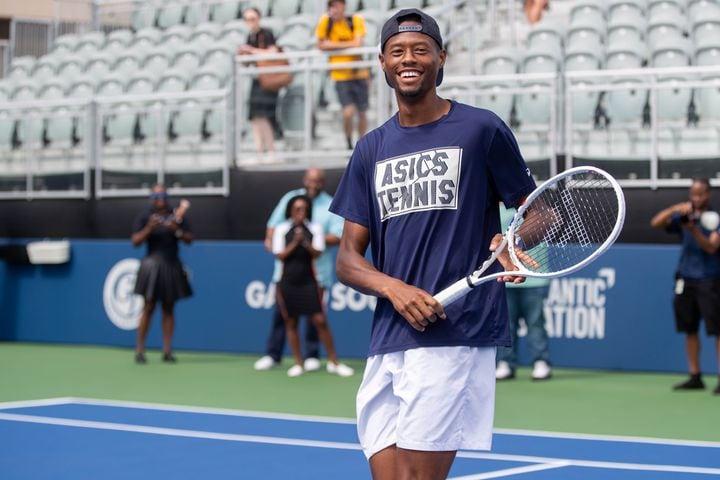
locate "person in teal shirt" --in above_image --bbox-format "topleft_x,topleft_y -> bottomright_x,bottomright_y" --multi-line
254,167 -> 345,372
496,203 -> 552,380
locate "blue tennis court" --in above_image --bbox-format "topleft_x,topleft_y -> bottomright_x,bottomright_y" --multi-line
1,398 -> 718,479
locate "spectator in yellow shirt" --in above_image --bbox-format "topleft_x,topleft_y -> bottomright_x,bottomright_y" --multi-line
316,0 -> 369,150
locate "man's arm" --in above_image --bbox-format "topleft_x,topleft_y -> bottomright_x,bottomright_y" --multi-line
686,224 -> 720,255
336,220 -> 445,331
650,201 -> 691,229
318,36 -> 363,50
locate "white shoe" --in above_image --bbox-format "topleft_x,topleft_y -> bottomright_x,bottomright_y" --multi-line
287,364 -> 304,377
303,357 -> 321,372
254,355 -> 279,371
327,362 -> 354,377
495,361 -> 515,380
532,360 -> 552,380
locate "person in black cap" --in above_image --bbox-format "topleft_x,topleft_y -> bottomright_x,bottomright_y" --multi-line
329,8 -> 536,479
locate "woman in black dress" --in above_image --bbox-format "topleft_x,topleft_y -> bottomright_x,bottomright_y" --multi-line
273,195 -> 354,377
131,184 -> 192,364
238,7 -> 280,157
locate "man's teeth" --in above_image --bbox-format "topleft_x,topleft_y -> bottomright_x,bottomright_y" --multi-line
400,71 -> 419,78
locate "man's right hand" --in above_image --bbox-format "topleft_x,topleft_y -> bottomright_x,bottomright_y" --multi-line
383,280 -> 446,332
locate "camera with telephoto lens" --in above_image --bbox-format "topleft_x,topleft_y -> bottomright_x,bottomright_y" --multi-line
679,212 -> 699,224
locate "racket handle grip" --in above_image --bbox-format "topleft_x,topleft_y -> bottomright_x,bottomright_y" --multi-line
434,278 -> 472,307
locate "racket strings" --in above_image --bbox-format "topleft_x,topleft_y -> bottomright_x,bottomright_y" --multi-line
511,174 -> 620,274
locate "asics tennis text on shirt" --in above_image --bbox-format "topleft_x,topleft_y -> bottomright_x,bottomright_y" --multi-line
374,147 -> 462,221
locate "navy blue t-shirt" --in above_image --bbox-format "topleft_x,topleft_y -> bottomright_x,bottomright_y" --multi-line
668,211 -> 720,280
330,101 -> 536,356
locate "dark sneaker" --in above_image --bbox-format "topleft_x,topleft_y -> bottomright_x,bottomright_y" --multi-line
673,374 -> 705,390
135,352 -> 147,364
162,352 -> 177,363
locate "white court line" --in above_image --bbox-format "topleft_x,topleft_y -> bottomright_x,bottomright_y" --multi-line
0,412 -> 362,451
71,397 -> 720,449
68,397 -> 357,425
448,462 -> 571,480
2,410 -> 720,476
494,427 -> 720,450
0,397 -> 74,410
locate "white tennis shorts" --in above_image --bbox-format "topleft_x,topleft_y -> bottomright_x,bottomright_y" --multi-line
356,346 -> 497,459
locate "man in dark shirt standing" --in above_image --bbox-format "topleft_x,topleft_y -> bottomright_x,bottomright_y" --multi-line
651,178 -> 720,394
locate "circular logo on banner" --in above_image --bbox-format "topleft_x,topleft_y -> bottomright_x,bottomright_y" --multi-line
103,258 -> 144,330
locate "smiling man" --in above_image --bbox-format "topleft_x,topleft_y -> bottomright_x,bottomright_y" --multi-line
329,8 -> 537,480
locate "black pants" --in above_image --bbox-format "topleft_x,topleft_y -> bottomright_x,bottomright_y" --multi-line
266,305 -> 320,362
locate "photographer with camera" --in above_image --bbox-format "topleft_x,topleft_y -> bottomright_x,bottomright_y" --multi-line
651,178 -> 720,394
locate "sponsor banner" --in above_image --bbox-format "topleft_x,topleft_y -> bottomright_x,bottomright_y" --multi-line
0,240 -> 715,372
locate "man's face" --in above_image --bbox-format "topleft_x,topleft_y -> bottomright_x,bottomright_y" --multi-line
303,169 -> 325,199
150,186 -> 168,210
328,1 -> 345,21
690,181 -> 711,210
380,25 -> 445,98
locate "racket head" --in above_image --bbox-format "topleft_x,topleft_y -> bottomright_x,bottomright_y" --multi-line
506,166 -> 625,277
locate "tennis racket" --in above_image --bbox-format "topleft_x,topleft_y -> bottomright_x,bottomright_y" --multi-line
433,166 -> 626,307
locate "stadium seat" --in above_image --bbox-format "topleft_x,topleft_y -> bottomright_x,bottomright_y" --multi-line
53,34 -> 80,55
260,16 -> 286,35
565,43 -> 604,71
522,46 -> 562,74
477,84 -> 514,125
605,41 -> 646,69
172,69 -> 226,141
526,22 -> 565,55
650,36 -> 692,69
202,42 -> 235,80
143,48 -> 173,77
74,32 -> 106,55
12,81 -> 43,149
692,14 -> 720,47
647,14 -> 686,50
131,27 -> 162,49
113,53 -> 142,77
393,0 -> 425,7
172,46 -> 202,72
155,2 -> 187,29
608,0 -> 646,24
218,20 -> 250,45
85,52 -> 114,79
68,76 -> 97,98
30,56 -> 60,84
56,54 -> 86,82
566,19 -> 605,52
6,56 -> 36,80
277,28 -> 315,51
569,0 -> 607,25
210,0 -> 243,23
688,0 -> 720,23
271,0 -> 299,18
515,83 -> 553,127
189,22 -> 223,51
695,37 -> 720,65
156,69 -> 189,94
606,79 -> 648,125
96,72 -> 126,98
695,77 -> 720,123
131,3 -> 156,31
480,48 -> 519,75
160,25 -> 193,51
39,80 -> 76,148
107,29 -> 134,47
278,82 -> 306,133
648,0 -> 686,18
607,19 -> 646,50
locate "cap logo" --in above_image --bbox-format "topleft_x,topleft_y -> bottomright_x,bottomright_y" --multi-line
398,25 -> 422,32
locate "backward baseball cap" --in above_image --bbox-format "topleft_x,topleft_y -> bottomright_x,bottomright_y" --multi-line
380,8 -> 444,87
